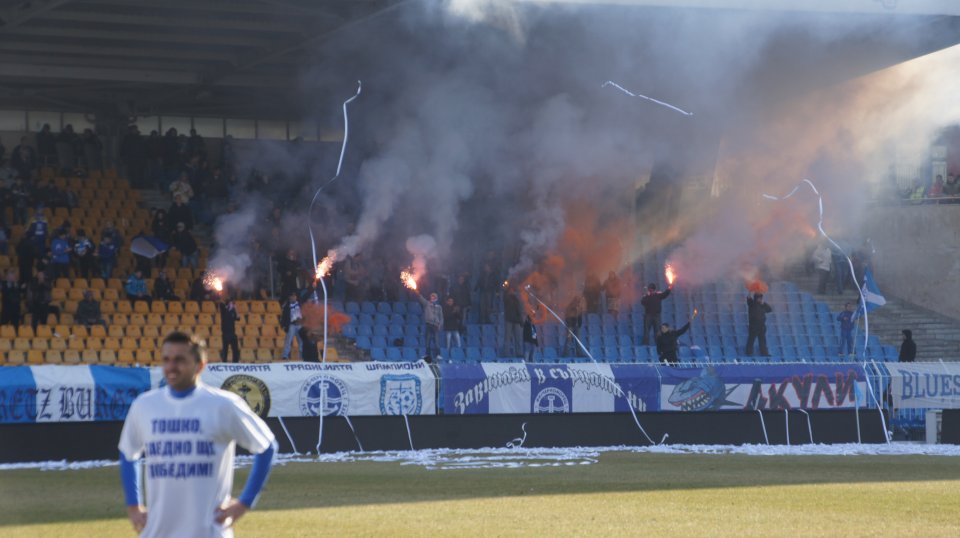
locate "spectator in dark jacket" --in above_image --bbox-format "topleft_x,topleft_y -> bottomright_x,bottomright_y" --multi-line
28,271 -> 59,331
72,229 -> 95,279
219,296 -> 240,363
171,222 -> 199,268
16,236 -> 34,286
299,327 -> 320,362
563,296 -> 584,356
153,270 -> 179,301
36,124 -> 56,166
75,290 -> 106,327
657,320 -> 691,365
10,137 -> 37,179
502,286 -> 523,357
745,293 -> 772,357
280,292 -> 303,360
441,296 -> 462,356
641,283 -> 672,345
899,330 -> 916,362
474,263 -> 500,323
98,235 -> 117,279
1,269 -> 22,326
522,313 -> 539,362
168,195 -> 193,232
583,273 -> 602,315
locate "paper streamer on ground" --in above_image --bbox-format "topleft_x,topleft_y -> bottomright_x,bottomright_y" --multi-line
602,81 -> 694,116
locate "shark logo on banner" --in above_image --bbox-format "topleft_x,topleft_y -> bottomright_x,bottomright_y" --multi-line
379,374 -> 422,415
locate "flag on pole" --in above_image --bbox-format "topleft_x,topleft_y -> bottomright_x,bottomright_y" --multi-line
860,268 -> 886,312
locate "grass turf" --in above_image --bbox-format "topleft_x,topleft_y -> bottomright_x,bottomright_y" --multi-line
1,452 -> 959,537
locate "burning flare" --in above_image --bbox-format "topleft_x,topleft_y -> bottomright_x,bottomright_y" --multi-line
401,270 -> 418,291
664,264 -> 677,287
316,255 -> 334,280
203,273 -> 224,292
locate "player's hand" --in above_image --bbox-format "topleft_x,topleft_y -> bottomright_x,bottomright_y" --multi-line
214,498 -> 249,528
127,505 -> 147,534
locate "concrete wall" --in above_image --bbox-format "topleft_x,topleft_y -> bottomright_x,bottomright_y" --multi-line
866,204 -> 960,321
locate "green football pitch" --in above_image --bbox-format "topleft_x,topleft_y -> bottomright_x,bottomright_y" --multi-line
2,452 -> 959,537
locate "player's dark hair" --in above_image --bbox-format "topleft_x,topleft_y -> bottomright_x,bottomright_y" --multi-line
162,331 -> 207,363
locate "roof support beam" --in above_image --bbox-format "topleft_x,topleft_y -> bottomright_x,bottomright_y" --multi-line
0,0 -> 75,32
35,10 -> 309,33
4,25 -> 274,48
0,41 -> 238,63
0,62 -> 288,87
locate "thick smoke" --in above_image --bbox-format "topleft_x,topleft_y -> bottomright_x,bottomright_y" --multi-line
209,1 -> 960,300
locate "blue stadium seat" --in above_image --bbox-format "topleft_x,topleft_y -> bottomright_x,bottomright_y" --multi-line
345,302 -> 360,314
355,336 -> 372,350
377,302 -> 392,314
386,347 -> 403,361
374,314 -> 390,326
388,325 -> 404,338
466,347 -> 483,362
404,325 -> 420,337
357,313 -> 374,326
360,302 -> 377,315
371,336 -> 387,348
449,347 -> 467,362
543,347 -> 559,362
602,346 -> 619,362
370,347 -> 386,361
619,346 -> 635,362
481,347 -> 497,361
392,302 -> 407,315
402,347 -> 421,361
403,336 -> 420,348
407,302 -> 423,315
389,314 -> 405,325
341,325 -> 357,338
481,335 -> 498,348
356,325 -> 373,337
618,335 -> 633,347
373,325 -> 389,337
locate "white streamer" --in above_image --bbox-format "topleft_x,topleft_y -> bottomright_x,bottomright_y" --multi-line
796,409 -> 814,444
506,423 -> 528,448
524,286 -> 662,446
762,179 -> 870,358
344,415 -> 365,452
602,81 -> 694,116
277,416 -> 299,455
403,414 -> 415,451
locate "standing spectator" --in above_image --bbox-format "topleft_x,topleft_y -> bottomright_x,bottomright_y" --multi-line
640,283 -> 672,345
16,236 -> 34,286
441,296 -> 462,357
831,247 -> 848,295
280,292 -> 303,360
76,290 -> 106,328
343,254 -> 366,302
153,270 -> 179,301
26,210 -> 49,253
98,235 -> 118,279
11,177 -> 29,225
125,270 -> 152,305
657,320 -> 691,365
522,313 -> 539,362
452,273 -> 472,329
101,221 -> 124,250
10,136 -> 37,179
167,195 -> 193,232
899,330 -> 916,362
563,296 -> 584,356
219,296 -> 240,363
28,271 -> 59,331
81,129 -> 103,174
36,124 -> 56,167
55,124 -> 78,176
171,222 -> 199,269
151,209 -> 171,267
187,128 -> 206,159
146,130 -> 165,191
49,230 -> 72,280
416,291 -> 443,359
502,286 -> 523,357
73,229 -> 95,279
583,273 -> 602,315
603,271 -> 621,318
812,242 -> 832,294
474,263 -> 500,323
836,303 -> 856,357
168,172 -> 194,203
299,327 -> 320,362
119,125 -> 146,187
277,249 -> 301,300
1,269 -> 22,327
745,293 -> 772,357
0,224 -> 9,256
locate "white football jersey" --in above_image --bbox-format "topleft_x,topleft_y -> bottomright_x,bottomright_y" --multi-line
119,383 -> 275,538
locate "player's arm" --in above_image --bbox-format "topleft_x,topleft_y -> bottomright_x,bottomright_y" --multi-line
215,395 -> 278,527
118,401 -> 147,533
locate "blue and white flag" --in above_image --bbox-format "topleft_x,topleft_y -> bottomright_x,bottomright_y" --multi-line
860,268 -> 886,312
130,235 -> 170,259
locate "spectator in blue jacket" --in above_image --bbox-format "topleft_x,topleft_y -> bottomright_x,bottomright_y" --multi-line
73,229 -> 95,279
98,235 -> 117,279
26,210 -> 48,253
837,303 -> 856,357
124,270 -> 151,305
49,230 -> 72,280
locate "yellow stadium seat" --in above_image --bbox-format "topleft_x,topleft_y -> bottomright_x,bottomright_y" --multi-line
260,326 -> 278,338
50,338 -> 67,352
68,337 -> 85,352
0,326 -> 15,339
142,325 -> 159,339
116,301 -> 132,314
234,302 -> 249,315
135,350 -> 153,364
167,301 -> 184,314
185,301 -> 200,314
201,301 -> 216,314
100,301 -> 115,314
241,337 -> 258,350
255,349 -> 273,362
66,288 -> 84,301
126,326 -> 143,339
240,350 -> 256,363
54,324 -> 71,337
0,339 -> 10,352
103,288 -> 120,300
19,326 -> 34,339
60,313 -> 74,325
90,325 -> 107,338
87,338 -> 103,351
44,351 -> 62,363
163,314 -> 182,326
55,278 -> 70,289
194,326 -> 212,339
108,326 -> 124,338
129,314 -> 146,326
73,278 -> 89,290
198,314 -> 213,326
81,350 -> 99,364
14,338 -> 30,351
118,350 -> 135,364
134,301 -> 150,314
99,350 -> 117,364
31,339 -> 49,351
249,302 -> 266,314
62,350 -> 81,364
27,350 -> 44,364
121,338 -> 138,350
36,326 -> 53,338
264,314 -> 280,326
160,326 -> 177,338
52,288 -> 68,302
89,278 -> 106,290
103,337 -> 120,350
146,314 -> 162,326
72,325 -> 89,338
150,302 -> 167,314
5,351 -> 26,364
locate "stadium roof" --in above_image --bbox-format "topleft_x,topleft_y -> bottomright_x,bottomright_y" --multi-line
0,0 -> 958,119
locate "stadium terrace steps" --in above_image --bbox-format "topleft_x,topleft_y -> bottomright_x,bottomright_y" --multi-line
791,272 -> 960,362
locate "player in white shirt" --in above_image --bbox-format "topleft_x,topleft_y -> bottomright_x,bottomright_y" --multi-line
118,331 -> 277,537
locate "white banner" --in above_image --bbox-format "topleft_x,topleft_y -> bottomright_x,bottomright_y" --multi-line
890,363 -> 960,409
195,361 -> 436,418
31,365 -> 96,423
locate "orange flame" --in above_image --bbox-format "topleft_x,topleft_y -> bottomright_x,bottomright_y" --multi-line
401,270 -> 418,291
203,273 -> 224,292
316,255 -> 334,280
746,280 -> 769,294
665,264 -> 677,286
